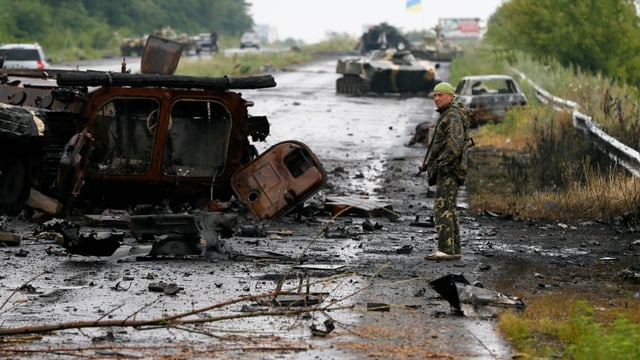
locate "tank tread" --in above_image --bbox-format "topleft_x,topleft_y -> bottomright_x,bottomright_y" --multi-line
336,75 -> 367,95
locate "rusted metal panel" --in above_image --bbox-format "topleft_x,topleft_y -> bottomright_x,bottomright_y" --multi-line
231,141 -> 327,220
140,35 -> 182,75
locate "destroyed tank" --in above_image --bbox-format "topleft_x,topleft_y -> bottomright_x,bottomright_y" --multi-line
0,35 -> 327,221
336,49 -> 440,95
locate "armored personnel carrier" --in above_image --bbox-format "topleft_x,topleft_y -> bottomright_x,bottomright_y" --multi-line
0,36 -> 326,219
336,49 -> 439,95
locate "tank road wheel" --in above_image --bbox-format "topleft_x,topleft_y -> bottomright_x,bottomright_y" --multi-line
338,76 -> 366,96
336,77 -> 344,93
0,157 -> 28,214
346,76 -> 359,95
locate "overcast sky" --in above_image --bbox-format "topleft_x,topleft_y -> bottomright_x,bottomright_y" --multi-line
247,0 -> 506,43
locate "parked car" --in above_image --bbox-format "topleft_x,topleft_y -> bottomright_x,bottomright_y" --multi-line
239,31 -> 261,49
0,43 -> 50,70
195,32 -> 218,54
455,74 -> 528,124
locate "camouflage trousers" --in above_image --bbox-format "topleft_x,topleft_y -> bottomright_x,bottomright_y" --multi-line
433,173 -> 461,255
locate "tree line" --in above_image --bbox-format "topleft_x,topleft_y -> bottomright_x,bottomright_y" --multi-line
485,0 -> 640,86
0,0 -> 254,59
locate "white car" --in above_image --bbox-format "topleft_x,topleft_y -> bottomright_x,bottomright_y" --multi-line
0,43 -> 51,70
454,74 -> 528,124
240,32 -> 261,49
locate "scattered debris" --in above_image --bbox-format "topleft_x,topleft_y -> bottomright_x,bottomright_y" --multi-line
26,189 -> 63,215
237,224 -> 268,237
396,244 -> 413,254
41,219 -> 123,256
14,248 -> 29,257
324,195 -> 394,217
478,264 -> 491,272
257,293 -> 323,307
91,331 -> 116,343
430,274 -> 526,316
620,269 -> 640,284
366,302 -> 391,312
193,210 -> 238,258
84,213 -> 130,228
0,231 -> 21,246
483,210 -> 512,220
294,264 -> 346,271
409,215 -> 435,228
407,122 -> 435,147
148,282 -> 181,295
361,219 -> 382,231
310,319 -> 335,336
599,257 -> 619,262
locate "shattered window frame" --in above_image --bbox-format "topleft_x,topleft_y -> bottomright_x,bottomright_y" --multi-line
90,97 -> 160,175
163,99 -> 232,178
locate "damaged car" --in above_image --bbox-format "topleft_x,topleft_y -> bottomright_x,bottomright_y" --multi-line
0,36 -> 327,226
454,74 -> 527,124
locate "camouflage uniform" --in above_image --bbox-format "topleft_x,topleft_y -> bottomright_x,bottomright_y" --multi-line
425,102 -> 469,255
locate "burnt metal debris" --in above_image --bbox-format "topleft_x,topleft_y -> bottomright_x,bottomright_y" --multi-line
430,274 -> 526,316
0,36 -> 327,257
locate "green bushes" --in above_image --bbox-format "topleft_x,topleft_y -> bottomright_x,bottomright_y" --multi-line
500,300 -> 640,359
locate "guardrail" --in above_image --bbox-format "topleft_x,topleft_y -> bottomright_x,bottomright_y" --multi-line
512,69 -> 640,177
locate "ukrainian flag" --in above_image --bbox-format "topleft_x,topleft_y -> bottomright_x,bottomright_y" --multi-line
406,0 -> 422,12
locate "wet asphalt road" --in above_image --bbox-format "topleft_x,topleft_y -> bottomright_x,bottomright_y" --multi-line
0,56 -> 512,359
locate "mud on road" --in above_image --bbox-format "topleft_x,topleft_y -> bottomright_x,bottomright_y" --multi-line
1,56 -> 639,359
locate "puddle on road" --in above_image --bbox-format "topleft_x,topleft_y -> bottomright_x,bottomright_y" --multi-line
463,319 -> 513,359
472,240 -> 591,257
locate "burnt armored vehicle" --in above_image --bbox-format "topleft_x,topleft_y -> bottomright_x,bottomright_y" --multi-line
355,23 -> 412,55
336,49 -> 439,95
0,36 -> 326,223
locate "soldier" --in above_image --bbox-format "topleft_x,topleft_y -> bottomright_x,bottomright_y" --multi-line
210,29 -> 219,52
420,82 -> 470,260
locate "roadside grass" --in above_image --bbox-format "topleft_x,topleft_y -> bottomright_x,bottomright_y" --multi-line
176,37 -> 353,77
499,295 -> 640,359
176,50 -> 312,77
459,47 -> 640,222
455,47 -> 640,358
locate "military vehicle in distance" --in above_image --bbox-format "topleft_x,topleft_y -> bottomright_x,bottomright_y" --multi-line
336,49 -> 439,95
0,36 -> 327,221
412,25 -> 463,61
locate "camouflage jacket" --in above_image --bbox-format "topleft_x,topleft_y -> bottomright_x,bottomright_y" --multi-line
425,102 -> 471,185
